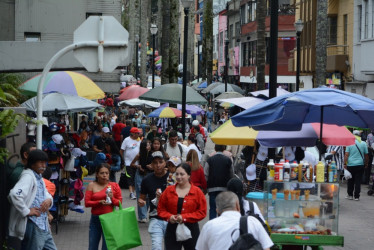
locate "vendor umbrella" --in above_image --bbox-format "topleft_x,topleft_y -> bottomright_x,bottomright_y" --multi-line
210,120 -> 355,147
177,104 -> 205,115
215,92 -> 244,100
21,92 -> 102,113
148,107 -> 182,118
118,86 -> 148,101
20,71 -> 105,100
232,87 -> 374,159
119,84 -> 140,94
139,83 -> 207,105
202,82 -> 245,95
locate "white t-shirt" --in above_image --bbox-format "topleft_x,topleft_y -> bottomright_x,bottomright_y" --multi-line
242,199 -> 265,222
196,211 -> 273,250
121,137 -> 140,166
187,144 -> 202,162
165,142 -> 186,161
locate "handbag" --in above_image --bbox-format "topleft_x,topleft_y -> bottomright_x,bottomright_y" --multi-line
64,156 -> 76,171
176,223 -> 192,241
99,202 -> 142,250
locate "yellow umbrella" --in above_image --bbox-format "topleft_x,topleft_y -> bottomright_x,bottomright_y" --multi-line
209,119 -> 258,146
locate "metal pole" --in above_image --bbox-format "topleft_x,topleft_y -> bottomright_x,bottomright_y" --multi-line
296,31 -> 301,91
152,34 -> 156,88
197,41 -> 200,79
35,41 -> 127,149
269,0 -> 278,99
182,7 -> 189,139
225,40 -> 229,92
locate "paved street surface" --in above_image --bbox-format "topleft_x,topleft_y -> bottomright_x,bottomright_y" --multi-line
53,137 -> 374,250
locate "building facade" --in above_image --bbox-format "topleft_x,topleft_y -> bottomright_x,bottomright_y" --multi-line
0,0 -> 124,93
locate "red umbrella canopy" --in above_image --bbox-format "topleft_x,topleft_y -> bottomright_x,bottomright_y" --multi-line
118,86 -> 149,101
119,84 -> 140,94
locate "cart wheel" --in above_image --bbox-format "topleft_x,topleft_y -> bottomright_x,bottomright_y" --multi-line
367,189 -> 373,196
59,216 -> 65,222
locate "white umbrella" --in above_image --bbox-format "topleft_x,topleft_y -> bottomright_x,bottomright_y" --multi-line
216,97 -> 264,110
21,92 -> 102,113
118,98 -> 160,108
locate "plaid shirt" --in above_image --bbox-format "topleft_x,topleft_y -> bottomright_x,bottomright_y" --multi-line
29,171 -> 48,231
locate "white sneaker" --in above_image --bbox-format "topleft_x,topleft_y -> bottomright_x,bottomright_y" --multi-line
345,195 -> 353,200
354,197 -> 360,201
138,218 -> 147,223
130,192 -> 136,200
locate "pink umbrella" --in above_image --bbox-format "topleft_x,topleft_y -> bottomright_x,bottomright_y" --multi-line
118,86 -> 149,101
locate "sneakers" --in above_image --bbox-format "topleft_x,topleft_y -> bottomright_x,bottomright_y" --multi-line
130,192 -> 136,200
138,218 -> 147,223
354,197 -> 360,201
345,195 -> 353,200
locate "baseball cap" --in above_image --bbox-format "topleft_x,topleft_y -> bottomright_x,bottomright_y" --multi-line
246,164 -> 256,181
71,148 -> 87,157
52,134 -> 64,145
130,127 -> 140,133
151,151 -> 164,160
192,120 -> 199,126
167,156 -> 181,167
353,130 -> 361,135
102,127 -> 110,133
135,113 -> 139,116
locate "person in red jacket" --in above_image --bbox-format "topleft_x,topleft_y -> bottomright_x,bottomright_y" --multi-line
85,163 -> 122,250
111,118 -> 126,148
186,149 -> 207,193
158,163 -> 207,250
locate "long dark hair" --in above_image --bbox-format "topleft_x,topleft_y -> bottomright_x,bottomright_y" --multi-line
105,138 -> 120,155
188,134 -> 201,151
152,137 -> 166,155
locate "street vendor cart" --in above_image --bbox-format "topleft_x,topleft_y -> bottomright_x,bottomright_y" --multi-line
249,181 -> 344,249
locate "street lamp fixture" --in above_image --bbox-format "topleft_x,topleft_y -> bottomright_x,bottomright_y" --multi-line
150,24 -> 158,88
294,19 -> 304,91
224,38 -> 229,92
135,34 -> 139,81
181,0 -> 193,139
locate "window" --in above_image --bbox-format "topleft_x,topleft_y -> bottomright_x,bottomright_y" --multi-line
219,31 -> 223,62
24,32 -> 41,42
248,1 -> 256,22
242,42 -> 248,66
86,12 -> 102,19
240,5 -> 246,24
344,14 -> 348,54
358,5 -> 362,41
235,22 -> 240,46
364,0 -> 369,39
327,16 -> 337,44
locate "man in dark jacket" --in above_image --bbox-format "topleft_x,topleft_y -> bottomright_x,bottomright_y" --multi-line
204,144 -> 233,219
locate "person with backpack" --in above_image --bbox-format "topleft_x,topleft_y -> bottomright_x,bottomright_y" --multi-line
195,191 -> 273,250
164,130 -> 186,161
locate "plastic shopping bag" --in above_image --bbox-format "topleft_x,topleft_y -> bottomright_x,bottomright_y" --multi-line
99,202 -> 142,250
176,223 -> 192,241
343,168 -> 352,180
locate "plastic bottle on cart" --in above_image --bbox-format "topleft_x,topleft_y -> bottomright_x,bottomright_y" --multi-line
316,161 -> 325,183
328,161 -> 337,182
274,163 -> 284,181
267,159 -> 275,181
283,160 -> 290,181
290,161 -> 298,181
308,163 -> 314,182
303,161 -> 310,182
298,161 -> 304,182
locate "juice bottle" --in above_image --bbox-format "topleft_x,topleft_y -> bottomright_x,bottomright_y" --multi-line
290,161 -> 298,181
329,161 -> 337,182
267,159 -> 275,181
308,164 -> 314,182
274,163 -> 284,181
298,160 -> 304,182
316,161 -> 325,183
283,160 -> 290,182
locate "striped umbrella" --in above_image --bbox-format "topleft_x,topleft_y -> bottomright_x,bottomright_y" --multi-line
148,107 -> 182,118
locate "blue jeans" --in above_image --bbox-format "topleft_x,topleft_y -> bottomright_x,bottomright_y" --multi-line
21,220 -> 57,250
89,215 -> 107,250
148,218 -> 168,250
209,191 -> 221,220
135,170 -> 148,220
207,119 -> 213,133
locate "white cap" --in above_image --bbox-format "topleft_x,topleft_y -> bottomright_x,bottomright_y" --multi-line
192,120 -> 199,126
246,164 -> 256,181
353,130 -> 361,136
52,134 -> 64,144
71,148 -> 87,157
256,145 -> 268,161
102,127 -> 110,133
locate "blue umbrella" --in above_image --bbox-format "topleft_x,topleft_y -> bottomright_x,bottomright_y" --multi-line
231,87 -> 374,159
197,81 -> 207,88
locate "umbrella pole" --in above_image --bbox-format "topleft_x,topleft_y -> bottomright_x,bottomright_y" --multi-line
319,106 -> 324,161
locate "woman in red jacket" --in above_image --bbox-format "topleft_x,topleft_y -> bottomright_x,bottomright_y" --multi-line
158,163 -> 207,250
85,163 -> 122,250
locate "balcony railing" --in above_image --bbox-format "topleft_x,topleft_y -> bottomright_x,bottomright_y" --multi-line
327,45 -> 349,56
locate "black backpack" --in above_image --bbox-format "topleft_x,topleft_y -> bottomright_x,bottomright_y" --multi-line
247,201 -> 271,236
229,216 -> 263,250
